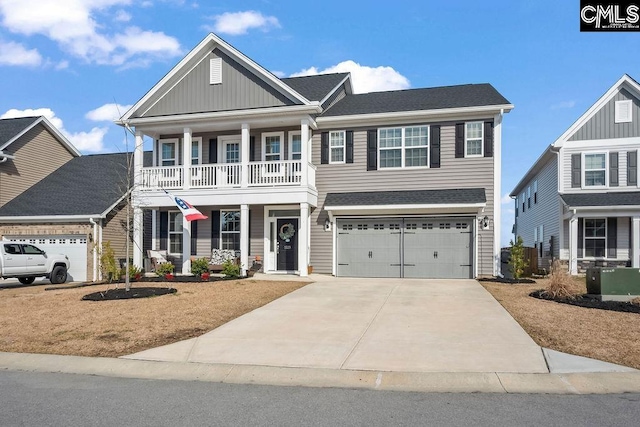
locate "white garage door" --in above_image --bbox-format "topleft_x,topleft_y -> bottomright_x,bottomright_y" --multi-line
5,235 -> 88,282
337,218 -> 473,279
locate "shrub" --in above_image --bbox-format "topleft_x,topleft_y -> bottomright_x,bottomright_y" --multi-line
119,263 -> 142,280
99,241 -> 118,282
222,259 -> 240,278
156,262 -> 175,277
631,297 -> 640,307
508,236 -> 529,280
543,259 -> 577,300
191,257 -> 210,277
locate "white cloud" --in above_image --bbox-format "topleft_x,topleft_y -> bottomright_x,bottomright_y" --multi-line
291,60 -> 410,94
1,107 -> 107,152
206,10 -> 280,35
0,40 -> 42,66
114,9 -> 131,22
0,0 -> 182,66
55,60 -> 69,70
501,193 -> 514,204
550,100 -> 576,110
86,103 -> 132,121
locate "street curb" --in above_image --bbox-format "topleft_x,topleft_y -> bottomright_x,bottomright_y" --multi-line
1,352 -> 640,394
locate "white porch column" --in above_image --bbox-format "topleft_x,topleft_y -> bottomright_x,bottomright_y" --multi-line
632,216 -> 640,268
132,130 -> 144,269
240,204 -> 249,276
241,124 -> 250,188
569,216 -> 578,275
300,119 -> 310,187
183,128 -> 192,190
299,202 -> 309,277
182,217 -> 191,274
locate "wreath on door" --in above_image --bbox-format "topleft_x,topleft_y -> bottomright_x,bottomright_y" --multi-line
279,223 -> 296,242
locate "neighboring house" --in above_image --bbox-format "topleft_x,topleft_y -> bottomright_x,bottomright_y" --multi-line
511,74 -> 640,274
0,116 -> 80,207
0,152 -> 151,282
118,33 -> 513,279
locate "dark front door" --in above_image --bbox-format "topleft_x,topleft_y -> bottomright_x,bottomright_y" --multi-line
277,219 -> 298,271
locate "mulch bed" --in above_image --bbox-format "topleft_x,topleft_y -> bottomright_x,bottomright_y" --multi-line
478,277 -> 536,284
530,290 -> 640,314
82,287 -> 177,301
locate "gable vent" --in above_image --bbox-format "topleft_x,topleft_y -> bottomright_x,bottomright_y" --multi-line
615,99 -> 632,123
210,57 -> 222,85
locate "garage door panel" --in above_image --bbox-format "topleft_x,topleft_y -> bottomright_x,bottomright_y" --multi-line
337,220 -> 401,278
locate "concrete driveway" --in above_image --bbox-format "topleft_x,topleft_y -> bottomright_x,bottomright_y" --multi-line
125,277 -> 548,373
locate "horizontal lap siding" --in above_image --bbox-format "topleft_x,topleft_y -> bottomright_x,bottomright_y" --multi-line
102,202 -> 132,262
562,145 -> 636,190
310,123 -> 496,276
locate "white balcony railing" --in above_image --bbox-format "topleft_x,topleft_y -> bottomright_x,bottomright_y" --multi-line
140,161 -> 314,190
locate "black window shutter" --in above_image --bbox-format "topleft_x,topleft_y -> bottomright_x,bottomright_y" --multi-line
455,123 -> 464,158
483,121 -> 494,158
571,154 -> 581,188
627,151 -> 637,185
249,136 -> 256,162
367,129 -> 377,171
610,152 -> 619,187
159,211 -> 168,251
430,125 -> 441,168
345,131 -> 354,163
211,210 -> 220,250
191,220 -> 198,256
321,132 -> 329,164
578,218 -> 583,258
209,138 -> 217,164
607,218 -> 617,258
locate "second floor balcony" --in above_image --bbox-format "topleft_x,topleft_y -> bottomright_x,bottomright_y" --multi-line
139,160 -> 316,191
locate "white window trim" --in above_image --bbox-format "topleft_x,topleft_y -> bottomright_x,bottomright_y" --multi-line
465,121 -> 484,158
288,131 -> 302,161
615,99 -> 632,123
533,180 -> 538,203
329,130 -> 346,164
582,151 -> 608,189
377,125 -> 430,169
190,137 -> 202,165
160,138 -> 179,167
220,210 -> 241,251
583,217 -> 607,259
261,131 -> 284,162
168,211 -> 183,256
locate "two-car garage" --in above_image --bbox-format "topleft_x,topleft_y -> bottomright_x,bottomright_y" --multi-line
336,217 -> 474,279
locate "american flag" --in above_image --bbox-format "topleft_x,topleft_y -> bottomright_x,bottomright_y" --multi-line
164,189 -> 208,221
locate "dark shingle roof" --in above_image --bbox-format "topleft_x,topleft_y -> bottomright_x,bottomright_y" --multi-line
0,116 -> 39,147
561,192 -> 640,207
282,73 -> 349,102
321,84 -> 510,117
0,152 -> 152,217
324,188 -> 486,207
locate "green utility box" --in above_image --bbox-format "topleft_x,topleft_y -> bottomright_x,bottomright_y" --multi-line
586,267 -> 640,301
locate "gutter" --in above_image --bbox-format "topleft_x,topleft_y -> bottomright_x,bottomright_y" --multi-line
0,151 -> 15,163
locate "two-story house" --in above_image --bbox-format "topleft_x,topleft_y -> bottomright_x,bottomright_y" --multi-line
119,33 -> 512,279
511,74 -> 640,274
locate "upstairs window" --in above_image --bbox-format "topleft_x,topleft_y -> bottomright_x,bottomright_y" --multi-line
533,180 -> 538,203
379,126 -> 428,168
465,122 -> 483,157
330,131 -> 345,164
584,153 -> 606,187
527,186 -> 531,209
289,132 -> 302,160
191,137 -> 202,165
262,132 -> 283,162
160,140 -> 177,166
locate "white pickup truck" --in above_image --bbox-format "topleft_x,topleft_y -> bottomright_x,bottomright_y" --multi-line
0,242 -> 70,285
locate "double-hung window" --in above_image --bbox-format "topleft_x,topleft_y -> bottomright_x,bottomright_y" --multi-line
379,126 -> 428,168
220,211 -> 240,251
465,122 -> 483,157
289,132 -> 302,160
262,132 -> 283,162
161,140 -> 177,166
329,131 -> 345,163
584,218 -> 606,258
168,212 -> 183,255
584,153 -> 606,187
191,137 -> 202,165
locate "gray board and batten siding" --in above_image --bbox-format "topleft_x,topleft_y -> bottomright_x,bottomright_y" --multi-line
144,49 -> 294,118
569,89 -> 640,141
310,121 -> 496,276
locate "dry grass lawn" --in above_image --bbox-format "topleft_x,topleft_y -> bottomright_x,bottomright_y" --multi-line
0,279 -> 307,358
482,277 -> 640,370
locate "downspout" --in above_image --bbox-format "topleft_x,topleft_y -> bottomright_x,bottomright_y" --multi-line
89,218 -> 99,282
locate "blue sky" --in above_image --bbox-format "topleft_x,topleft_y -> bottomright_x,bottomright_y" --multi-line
0,0 -> 638,245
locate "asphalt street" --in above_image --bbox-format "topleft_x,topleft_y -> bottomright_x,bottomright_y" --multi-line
1,370 -> 639,427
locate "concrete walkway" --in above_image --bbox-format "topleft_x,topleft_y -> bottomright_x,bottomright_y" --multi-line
125,278 -> 549,373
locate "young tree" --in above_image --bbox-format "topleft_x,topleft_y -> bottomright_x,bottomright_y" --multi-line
508,236 -> 529,280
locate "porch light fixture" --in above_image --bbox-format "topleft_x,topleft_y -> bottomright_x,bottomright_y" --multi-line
480,216 -> 490,230
324,219 -> 331,232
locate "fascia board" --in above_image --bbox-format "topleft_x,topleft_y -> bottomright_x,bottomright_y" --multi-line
0,215 -> 104,223
509,145 -> 556,196
325,202 -> 487,211
316,104 -> 514,127
318,74 -> 352,106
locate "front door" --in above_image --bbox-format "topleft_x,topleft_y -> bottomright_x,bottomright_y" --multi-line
276,219 -> 298,271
